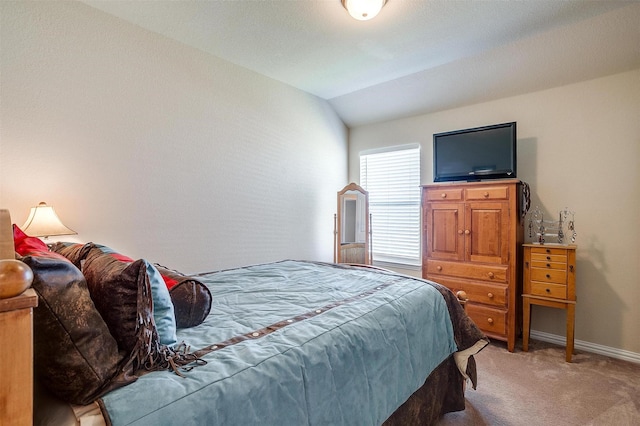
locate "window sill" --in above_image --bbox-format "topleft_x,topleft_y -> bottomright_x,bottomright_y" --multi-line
373,260 -> 421,272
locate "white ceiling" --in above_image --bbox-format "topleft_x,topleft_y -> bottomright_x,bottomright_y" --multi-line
82,0 -> 640,127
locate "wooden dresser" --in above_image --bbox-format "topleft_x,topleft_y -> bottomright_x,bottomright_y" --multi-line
422,180 -> 524,352
0,288 -> 38,425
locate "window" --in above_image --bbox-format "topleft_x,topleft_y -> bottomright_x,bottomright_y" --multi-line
360,145 -> 421,267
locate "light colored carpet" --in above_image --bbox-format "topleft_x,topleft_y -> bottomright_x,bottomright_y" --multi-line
437,339 -> 640,425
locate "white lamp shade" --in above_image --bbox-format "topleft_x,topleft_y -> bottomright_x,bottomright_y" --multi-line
342,0 -> 387,21
21,202 -> 76,238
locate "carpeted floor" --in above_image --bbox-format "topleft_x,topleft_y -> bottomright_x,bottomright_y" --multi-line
437,339 -> 640,425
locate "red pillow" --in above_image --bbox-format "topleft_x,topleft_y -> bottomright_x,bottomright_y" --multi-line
13,224 -> 68,261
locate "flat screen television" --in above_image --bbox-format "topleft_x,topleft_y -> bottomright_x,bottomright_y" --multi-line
433,122 -> 517,182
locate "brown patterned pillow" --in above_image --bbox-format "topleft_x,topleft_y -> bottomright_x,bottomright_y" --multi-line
21,255 -> 131,405
50,241 -> 93,269
81,247 -> 162,370
52,242 -> 178,346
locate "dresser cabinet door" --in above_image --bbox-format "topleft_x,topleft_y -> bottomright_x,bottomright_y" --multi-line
466,201 -> 509,264
425,202 -> 465,262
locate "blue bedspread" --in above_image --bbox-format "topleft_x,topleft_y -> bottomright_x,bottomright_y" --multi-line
100,260 -> 460,425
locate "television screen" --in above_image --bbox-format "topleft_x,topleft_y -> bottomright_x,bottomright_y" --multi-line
433,122 -> 516,182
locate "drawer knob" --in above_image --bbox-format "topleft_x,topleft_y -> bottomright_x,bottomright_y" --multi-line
457,229 -> 463,235
546,249 -> 551,254
483,191 -> 489,198
487,318 -> 494,324
487,292 -> 494,299
488,272 -> 495,279
545,288 -> 551,293
546,256 -> 551,260
464,229 -> 470,235
546,274 -> 551,279
441,193 -> 447,199
546,263 -> 551,268
456,290 -> 468,302
436,266 -> 442,272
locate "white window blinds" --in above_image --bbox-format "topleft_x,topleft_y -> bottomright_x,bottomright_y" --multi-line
360,145 -> 421,266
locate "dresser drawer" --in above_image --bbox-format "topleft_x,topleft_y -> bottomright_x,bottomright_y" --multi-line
463,282 -> 507,307
531,267 -> 567,284
424,188 -> 463,202
465,185 -> 509,201
426,259 -> 507,283
428,276 -> 507,307
466,304 -> 507,335
530,281 -> 567,299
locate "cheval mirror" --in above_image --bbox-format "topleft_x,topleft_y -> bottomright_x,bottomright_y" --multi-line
334,183 -> 372,265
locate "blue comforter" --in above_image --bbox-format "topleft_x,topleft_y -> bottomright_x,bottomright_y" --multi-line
100,261 -> 460,425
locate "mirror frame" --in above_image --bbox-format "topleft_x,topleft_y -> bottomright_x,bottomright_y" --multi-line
334,182 -> 371,265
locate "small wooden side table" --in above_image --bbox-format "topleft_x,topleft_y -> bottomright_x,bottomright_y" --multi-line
0,288 -> 38,425
522,244 -> 577,362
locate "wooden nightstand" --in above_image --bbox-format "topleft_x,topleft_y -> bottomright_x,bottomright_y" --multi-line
522,244 -> 577,362
0,288 -> 38,425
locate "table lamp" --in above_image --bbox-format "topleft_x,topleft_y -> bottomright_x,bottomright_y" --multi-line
21,202 -> 77,240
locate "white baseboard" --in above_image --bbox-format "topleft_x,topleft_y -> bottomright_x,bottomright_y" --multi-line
530,330 -> 640,364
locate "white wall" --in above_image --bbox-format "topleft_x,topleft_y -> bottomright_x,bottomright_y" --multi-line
349,70 -> 640,355
0,2 -> 347,272
2,1 -> 638,356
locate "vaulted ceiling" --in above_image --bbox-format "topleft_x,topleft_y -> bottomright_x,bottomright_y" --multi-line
82,1 -> 640,127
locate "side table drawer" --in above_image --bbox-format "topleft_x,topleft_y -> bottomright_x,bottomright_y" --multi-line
530,281 -> 567,299
531,267 -> 567,284
530,246 -> 569,256
531,253 -> 567,263
531,247 -> 568,264
466,304 -> 507,335
531,260 -> 567,270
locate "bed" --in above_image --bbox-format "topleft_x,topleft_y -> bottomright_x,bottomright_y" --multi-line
3,212 -> 488,426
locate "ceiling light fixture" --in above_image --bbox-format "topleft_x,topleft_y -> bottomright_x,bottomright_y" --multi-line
342,0 -> 387,21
